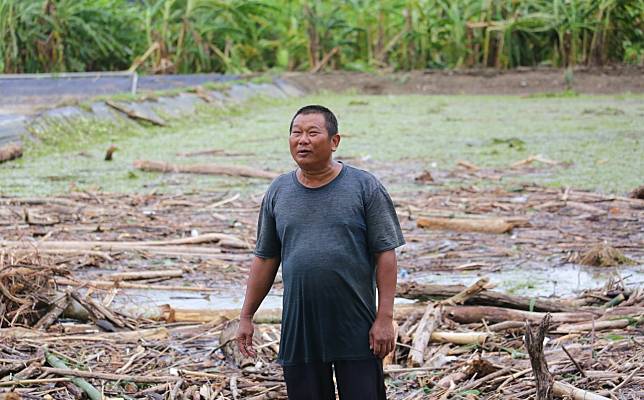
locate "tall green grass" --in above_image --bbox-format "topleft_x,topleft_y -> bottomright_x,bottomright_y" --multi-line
1,0 -> 642,74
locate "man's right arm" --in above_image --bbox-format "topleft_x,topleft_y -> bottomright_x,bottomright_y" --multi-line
236,255 -> 281,357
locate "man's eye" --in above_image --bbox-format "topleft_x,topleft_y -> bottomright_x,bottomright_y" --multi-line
291,131 -> 301,136
309,131 -> 319,136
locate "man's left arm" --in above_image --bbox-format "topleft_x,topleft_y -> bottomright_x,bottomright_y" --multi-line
369,249 -> 397,358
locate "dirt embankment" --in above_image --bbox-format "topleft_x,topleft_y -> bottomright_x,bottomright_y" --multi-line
286,66 -> 644,95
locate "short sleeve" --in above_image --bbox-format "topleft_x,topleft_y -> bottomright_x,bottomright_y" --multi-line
365,182 -> 405,253
254,194 -> 281,259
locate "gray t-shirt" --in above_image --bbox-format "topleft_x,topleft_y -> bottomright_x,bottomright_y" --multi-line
255,163 -> 405,365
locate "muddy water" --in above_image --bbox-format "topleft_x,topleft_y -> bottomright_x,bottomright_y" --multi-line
411,261 -> 644,298
109,262 -> 642,312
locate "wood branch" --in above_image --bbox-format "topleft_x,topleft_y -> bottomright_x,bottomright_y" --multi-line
2,232 -> 248,252
524,314 -> 554,400
105,269 -> 183,281
104,144 -> 117,161
34,291 -> 70,330
106,100 -> 166,126
0,143 -> 23,163
55,277 -> 219,293
444,305 -> 597,324
555,319 -> 629,333
397,282 -> 586,312
41,367 -> 179,383
440,277 -> 491,305
133,159 -> 278,180
430,331 -> 491,345
553,381 -> 610,400
416,216 -> 518,233
408,303 -> 441,367
311,46 -> 339,73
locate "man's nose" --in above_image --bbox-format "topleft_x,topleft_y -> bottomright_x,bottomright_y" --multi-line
298,133 -> 311,144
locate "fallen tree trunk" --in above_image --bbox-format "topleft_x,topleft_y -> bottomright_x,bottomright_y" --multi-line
106,269 -> 183,281
444,305 -> 598,324
397,282 -> 587,312
416,216 -> 520,234
0,143 -> 23,163
133,159 -> 278,180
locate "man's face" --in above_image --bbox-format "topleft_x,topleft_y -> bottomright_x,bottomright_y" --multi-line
289,113 -> 340,169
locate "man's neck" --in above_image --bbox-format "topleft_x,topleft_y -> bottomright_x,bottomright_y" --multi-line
297,160 -> 342,188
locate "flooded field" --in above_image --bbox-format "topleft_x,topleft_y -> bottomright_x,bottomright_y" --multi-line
1,87 -> 642,399
2,93 -> 643,196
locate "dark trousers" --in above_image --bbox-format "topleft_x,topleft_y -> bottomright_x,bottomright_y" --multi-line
282,358 -> 386,400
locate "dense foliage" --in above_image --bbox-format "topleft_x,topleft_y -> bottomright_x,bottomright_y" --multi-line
1,0 -> 642,73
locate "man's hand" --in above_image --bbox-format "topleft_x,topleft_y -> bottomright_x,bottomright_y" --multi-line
369,316 -> 396,358
236,317 -> 256,357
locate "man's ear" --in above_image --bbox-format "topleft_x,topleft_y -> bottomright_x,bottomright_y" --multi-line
331,133 -> 341,152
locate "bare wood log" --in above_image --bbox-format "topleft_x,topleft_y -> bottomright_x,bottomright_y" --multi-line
408,303 -> 441,367
55,277 -> 220,292
106,269 -> 183,281
416,216 -> 518,234
488,321 -> 526,332
399,282 -> 589,312
2,232 -> 247,251
41,367 -> 179,383
553,382 -> 610,400
525,314 -> 554,400
555,319 -> 629,333
444,305 -> 597,324
440,277 -> 491,306
430,331 -> 491,345
0,143 -> 22,163
133,159 -> 278,180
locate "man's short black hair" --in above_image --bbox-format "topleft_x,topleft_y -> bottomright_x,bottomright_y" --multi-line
289,105 -> 338,137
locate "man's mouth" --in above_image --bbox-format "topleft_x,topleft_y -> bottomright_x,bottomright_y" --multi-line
297,149 -> 312,156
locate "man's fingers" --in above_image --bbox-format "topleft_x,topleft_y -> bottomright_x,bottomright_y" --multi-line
245,334 -> 255,356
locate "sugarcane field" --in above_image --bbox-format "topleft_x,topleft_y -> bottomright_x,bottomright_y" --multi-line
1,1 -> 643,399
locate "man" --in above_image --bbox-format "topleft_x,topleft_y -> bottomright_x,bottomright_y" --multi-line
236,105 -> 405,399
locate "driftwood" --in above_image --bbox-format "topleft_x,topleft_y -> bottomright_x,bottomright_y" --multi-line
444,305 -> 597,324
33,290 -> 70,330
106,269 -> 183,281
416,216 -> 519,234
397,282 -> 586,312
133,159 -> 278,180
408,303 -> 441,367
555,319 -> 630,333
0,143 -> 23,163
440,277 -> 491,305
525,314 -> 554,399
2,232 -> 248,252
552,382 -> 610,400
104,144 -> 117,161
